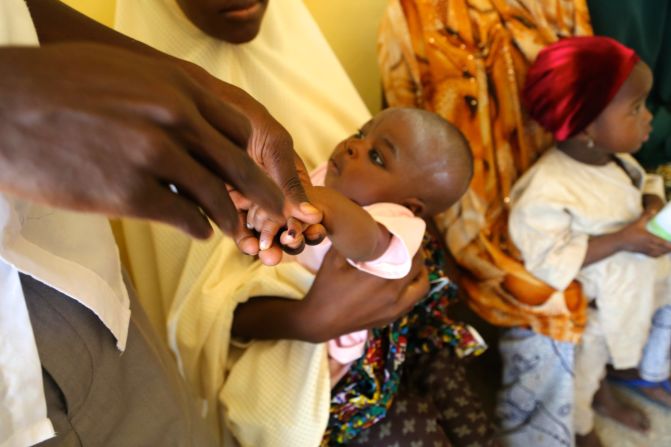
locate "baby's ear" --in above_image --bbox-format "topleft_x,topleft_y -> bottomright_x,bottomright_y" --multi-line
402,197 -> 425,216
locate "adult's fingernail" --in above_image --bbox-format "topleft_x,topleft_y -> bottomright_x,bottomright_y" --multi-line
300,202 -> 320,214
260,239 -> 271,251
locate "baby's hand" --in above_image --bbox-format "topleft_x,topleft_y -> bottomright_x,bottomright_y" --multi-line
619,212 -> 671,257
246,203 -> 306,259
229,184 -> 326,265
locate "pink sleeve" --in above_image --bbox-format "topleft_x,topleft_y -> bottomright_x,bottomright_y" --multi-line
348,202 -> 425,279
310,163 -> 328,186
328,330 -> 368,387
327,330 -> 368,364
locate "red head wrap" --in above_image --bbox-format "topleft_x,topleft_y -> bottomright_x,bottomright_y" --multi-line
522,36 -> 640,141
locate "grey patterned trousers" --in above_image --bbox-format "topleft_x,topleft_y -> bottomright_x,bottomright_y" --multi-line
349,349 -> 498,447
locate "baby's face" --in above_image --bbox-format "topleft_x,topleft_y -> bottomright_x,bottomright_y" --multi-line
324,110 -> 435,209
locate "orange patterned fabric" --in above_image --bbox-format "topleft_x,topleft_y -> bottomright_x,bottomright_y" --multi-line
378,0 -> 592,342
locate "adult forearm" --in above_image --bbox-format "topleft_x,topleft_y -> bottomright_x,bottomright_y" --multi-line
232,297 -> 325,343
24,1 -> 277,135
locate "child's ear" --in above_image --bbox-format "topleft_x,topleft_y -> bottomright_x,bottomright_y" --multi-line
402,197 -> 425,216
578,126 -> 596,145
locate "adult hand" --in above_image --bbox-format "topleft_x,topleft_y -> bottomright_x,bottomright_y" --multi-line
184,64 -> 326,263
0,43 -> 285,239
299,248 -> 429,342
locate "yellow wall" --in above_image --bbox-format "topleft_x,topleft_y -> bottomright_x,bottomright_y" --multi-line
61,0 -> 115,25
60,0 -> 385,112
303,0 -> 386,112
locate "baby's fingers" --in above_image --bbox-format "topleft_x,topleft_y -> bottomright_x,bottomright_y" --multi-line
258,219 -> 282,251
304,223 -> 326,246
276,228 -> 306,255
274,217 -> 309,255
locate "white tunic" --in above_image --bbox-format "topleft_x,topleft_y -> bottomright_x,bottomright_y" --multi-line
509,147 -> 671,367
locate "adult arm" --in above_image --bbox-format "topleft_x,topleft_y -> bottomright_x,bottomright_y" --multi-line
0,43 -> 284,238
13,1 -> 323,255
24,0 -> 317,218
231,248 -> 429,342
26,0 -> 162,54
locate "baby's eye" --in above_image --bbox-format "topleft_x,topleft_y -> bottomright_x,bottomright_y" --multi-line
632,103 -> 642,114
369,149 -> 385,167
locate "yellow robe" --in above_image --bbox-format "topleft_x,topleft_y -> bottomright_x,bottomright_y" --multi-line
114,0 -> 371,444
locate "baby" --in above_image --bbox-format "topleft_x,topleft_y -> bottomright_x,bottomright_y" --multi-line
245,106 -> 473,382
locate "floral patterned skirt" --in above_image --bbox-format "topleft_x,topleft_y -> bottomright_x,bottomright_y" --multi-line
323,233 -> 489,445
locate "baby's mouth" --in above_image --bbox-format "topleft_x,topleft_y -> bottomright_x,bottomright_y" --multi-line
328,157 -> 341,175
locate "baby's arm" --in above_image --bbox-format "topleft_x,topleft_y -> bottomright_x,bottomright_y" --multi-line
245,185 -> 392,262
308,186 -> 391,262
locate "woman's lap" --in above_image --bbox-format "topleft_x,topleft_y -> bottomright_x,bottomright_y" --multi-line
348,349 -> 496,446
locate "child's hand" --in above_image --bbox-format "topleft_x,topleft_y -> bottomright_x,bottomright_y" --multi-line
246,202 -> 304,251
228,182 -> 326,265
232,202 -> 303,266
227,157 -> 326,265
619,212 -> 671,257
643,193 -> 665,215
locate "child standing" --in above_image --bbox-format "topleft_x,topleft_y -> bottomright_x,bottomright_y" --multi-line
509,36 -> 671,446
